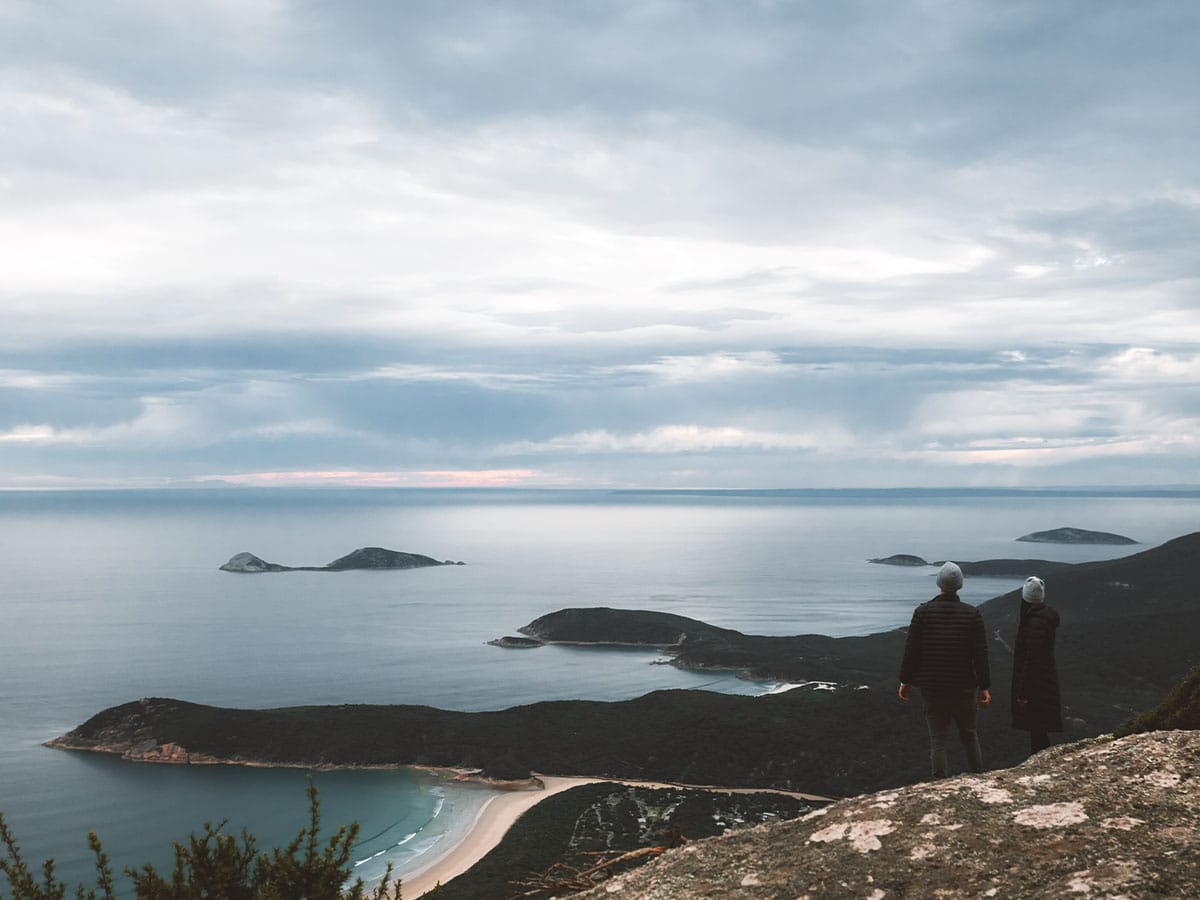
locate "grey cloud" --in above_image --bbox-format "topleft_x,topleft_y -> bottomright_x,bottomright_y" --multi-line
1021,200 -> 1200,265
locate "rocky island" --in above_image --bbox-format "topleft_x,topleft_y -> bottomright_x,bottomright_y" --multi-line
1016,526 -> 1137,544
866,553 -> 929,566
219,547 -> 463,572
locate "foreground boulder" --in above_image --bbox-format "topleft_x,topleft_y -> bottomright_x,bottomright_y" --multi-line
576,731 -> 1200,899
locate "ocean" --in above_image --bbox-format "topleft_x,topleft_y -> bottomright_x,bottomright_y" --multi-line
1,487 -> 1197,893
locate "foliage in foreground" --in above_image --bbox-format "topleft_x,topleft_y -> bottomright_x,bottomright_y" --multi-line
1117,663 -> 1200,736
0,780 -> 403,900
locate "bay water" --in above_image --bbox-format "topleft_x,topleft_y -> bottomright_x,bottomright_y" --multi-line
1,488 -> 1196,892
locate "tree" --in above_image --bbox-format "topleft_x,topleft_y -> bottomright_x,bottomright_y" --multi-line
1,780 -> 402,900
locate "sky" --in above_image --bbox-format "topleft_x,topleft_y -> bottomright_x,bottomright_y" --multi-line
1,0 -> 1198,490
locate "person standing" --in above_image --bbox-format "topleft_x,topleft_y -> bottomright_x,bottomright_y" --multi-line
1011,575 -> 1062,755
898,561 -> 992,778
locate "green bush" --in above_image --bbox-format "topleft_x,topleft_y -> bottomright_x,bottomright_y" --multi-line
0,780 -> 402,900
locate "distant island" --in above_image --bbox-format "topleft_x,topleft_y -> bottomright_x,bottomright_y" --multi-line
866,554 -> 928,566
1015,526 -> 1137,544
866,555 -> 1075,577
219,547 -> 464,573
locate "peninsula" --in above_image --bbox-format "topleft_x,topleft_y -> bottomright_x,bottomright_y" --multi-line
218,547 -> 464,572
866,554 -> 1076,576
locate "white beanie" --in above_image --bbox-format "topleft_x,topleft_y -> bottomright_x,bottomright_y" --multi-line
937,562 -> 964,592
1023,576 -> 1046,602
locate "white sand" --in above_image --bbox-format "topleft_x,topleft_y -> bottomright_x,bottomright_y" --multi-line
398,775 -> 602,898
396,774 -> 832,898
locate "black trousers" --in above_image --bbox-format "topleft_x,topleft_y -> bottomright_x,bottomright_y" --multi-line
1030,730 -> 1051,754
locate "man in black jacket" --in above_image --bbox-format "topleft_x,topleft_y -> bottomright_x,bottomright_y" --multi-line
898,562 -> 992,778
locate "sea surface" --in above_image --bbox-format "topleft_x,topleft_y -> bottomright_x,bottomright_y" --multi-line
1,487 -> 1197,893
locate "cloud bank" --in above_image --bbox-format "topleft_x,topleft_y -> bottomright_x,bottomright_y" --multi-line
1,1 -> 1197,488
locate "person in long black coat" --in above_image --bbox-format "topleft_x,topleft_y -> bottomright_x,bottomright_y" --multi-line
1011,575 -> 1062,755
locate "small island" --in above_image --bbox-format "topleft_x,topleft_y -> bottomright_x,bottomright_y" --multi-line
219,547 -> 464,573
1015,526 -> 1137,545
866,554 -> 928,566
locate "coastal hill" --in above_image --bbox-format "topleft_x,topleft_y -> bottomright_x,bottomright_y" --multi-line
518,608 -> 739,646
1016,526 -> 1137,544
501,532 -> 1200,715
433,783 -> 820,900
573,730 -> 1200,899
48,533 -> 1200,799
219,547 -> 462,572
1118,663 -> 1200,735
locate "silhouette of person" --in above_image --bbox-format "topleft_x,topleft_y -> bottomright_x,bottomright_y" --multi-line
1011,575 -> 1062,755
898,561 -> 992,778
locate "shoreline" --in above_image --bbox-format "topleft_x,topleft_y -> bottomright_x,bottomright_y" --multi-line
396,775 -> 604,898
393,774 -> 834,898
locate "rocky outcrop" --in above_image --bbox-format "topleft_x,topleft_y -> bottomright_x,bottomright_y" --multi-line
1016,527 -> 1137,544
218,547 -> 462,572
218,552 -> 290,573
867,554 -> 928,566
576,730 -> 1200,899
488,635 -> 545,649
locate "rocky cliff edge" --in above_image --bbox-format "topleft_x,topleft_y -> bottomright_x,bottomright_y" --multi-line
575,730 -> 1199,899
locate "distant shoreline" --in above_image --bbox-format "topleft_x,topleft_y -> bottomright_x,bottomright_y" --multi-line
4,485 -> 1200,499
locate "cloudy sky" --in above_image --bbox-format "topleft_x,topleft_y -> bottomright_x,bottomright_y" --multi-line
2,1 -> 1198,490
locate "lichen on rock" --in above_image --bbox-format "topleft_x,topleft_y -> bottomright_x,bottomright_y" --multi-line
575,731 -> 1200,899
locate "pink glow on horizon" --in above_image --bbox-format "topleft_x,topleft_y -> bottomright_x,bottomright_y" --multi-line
209,469 -> 545,488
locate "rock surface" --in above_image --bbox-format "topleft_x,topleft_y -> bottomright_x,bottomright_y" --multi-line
1016,527 -> 1137,545
488,635 -> 545,649
218,552 -> 289,573
575,730 -> 1200,899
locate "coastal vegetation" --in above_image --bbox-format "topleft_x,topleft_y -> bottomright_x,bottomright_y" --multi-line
1117,663 -> 1200,735
0,781 -> 401,900
433,783 -> 818,899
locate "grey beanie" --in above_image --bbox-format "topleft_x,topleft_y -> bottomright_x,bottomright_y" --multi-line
1023,576 -> 1046,602
937,561 -> 964,592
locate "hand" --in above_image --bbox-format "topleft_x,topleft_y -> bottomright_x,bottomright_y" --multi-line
1017,697 -> 1029,706
898,684 -> 912,703
978,689 -> 991,707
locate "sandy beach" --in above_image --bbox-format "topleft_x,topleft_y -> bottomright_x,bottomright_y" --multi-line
398,775 -> 603,898
396,773 -> 832,898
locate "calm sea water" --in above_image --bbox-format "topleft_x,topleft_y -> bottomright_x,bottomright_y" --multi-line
1,488 -> 1196,892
